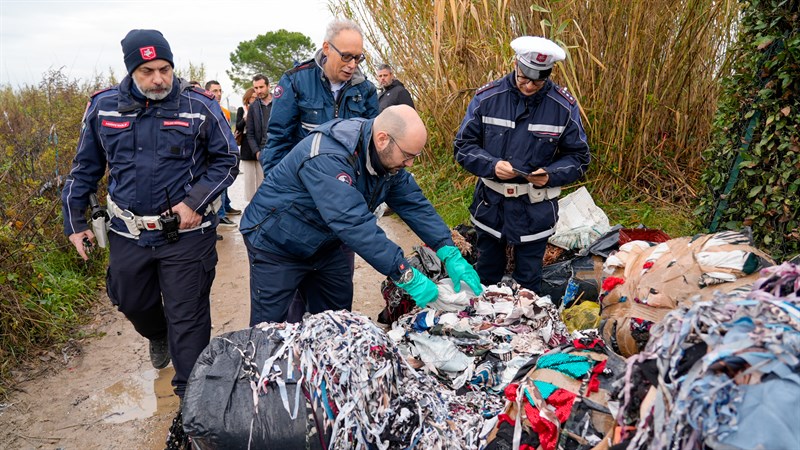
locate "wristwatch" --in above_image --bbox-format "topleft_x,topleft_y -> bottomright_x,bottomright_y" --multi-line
398,268 -> 414,284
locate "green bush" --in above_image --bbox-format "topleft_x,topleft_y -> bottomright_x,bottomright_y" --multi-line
0,69 -> 108,395
697,0 -> 800,260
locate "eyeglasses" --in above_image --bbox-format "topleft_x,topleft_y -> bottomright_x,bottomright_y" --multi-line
328,42 -> 366,64
515,70 -> 546,87
389,135 -> 421,162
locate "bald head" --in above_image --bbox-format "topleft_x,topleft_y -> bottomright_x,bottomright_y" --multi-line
374,105 -> 427,150
373,105 -> 427,173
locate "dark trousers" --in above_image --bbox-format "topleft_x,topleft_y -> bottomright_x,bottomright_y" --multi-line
475,228 -> 547,292
246,240 -> 353,326
106,230 -> 217,398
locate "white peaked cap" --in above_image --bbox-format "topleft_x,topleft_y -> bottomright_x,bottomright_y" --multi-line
511,36 -> 566,80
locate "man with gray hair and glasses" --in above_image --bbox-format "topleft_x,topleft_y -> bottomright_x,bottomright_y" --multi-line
261,18 -> 379,173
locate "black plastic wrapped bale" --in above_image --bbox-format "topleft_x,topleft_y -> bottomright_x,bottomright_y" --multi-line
182,326 -> 325,450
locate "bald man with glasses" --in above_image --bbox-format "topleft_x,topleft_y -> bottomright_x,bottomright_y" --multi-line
241,105 -> 482,325
261,18 -> 379,174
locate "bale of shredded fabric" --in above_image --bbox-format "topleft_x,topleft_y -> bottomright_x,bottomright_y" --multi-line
599,231 -> 774,356
609,262 -> 800,450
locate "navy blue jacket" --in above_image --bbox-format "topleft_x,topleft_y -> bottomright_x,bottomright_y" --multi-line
454,73 -> 590,244
241,118 -> 453,280
62,76 -> 240,246
262,49 -> 379,172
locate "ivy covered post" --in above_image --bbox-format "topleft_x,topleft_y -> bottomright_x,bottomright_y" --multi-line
698,0 -> 800,260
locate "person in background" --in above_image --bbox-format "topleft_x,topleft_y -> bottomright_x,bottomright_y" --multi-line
61,29 -> 239,400
454,36 -> 590,292
236,87 -> 262,201
376,63 -> 414,111
240,105 -> 481,325
246,74 -> 272,178
206,80 -> 240,227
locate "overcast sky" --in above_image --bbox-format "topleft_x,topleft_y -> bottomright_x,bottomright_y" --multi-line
0,0 -> 335,108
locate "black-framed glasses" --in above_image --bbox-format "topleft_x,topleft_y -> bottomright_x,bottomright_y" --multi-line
389,135 -> 421,162
515,69 -> 546,87
328,42 -> 366,64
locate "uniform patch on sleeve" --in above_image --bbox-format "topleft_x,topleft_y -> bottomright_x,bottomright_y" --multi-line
557,85 -> 576,104
336,172 -> 353,185
273,85 -> 284,99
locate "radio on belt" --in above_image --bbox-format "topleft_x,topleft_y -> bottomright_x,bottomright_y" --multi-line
160,188 -> 181,243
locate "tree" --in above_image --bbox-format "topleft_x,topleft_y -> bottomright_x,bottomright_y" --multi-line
174,61 -> 207,86
227,30 -> 315,91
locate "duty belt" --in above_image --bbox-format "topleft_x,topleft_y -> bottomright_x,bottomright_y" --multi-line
106,196 -> 214,237
480,178 -> 561,203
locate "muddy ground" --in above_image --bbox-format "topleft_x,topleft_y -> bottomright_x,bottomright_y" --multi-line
0,178 -> 424,450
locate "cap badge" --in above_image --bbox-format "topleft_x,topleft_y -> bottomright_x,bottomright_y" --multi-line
536,53 -> 547,62
140,46 -> 156,60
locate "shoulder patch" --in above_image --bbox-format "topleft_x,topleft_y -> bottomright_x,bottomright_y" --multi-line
90,87 -> 114,98
191,86 -> 216,100
556,85 -> 576,105
476,79 -> 501,95
286,60 -> 315,76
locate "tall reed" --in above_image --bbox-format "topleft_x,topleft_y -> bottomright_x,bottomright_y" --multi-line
333,0 -> 739,205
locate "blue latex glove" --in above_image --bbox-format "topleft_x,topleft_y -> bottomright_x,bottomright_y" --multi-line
396,267 -> 439,308
436,245 -> 483,295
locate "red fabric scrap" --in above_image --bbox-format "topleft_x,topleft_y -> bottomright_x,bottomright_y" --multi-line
587,359 -> 607,395
524,388 -> 577,450
572,338 -> 604,350
505,383 -> 519,402
602,276 -> 625,292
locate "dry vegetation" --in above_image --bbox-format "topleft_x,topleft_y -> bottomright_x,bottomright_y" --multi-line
334,0 -> 739,206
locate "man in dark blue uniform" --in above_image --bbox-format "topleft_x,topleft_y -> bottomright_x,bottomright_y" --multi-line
262,18 -> 379,173
454,36 -> 591,292
240,105 -> 481,325
61,29 -> 239,399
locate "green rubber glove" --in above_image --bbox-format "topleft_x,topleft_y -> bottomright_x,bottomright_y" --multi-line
396,267 -> 439,308
436,245 -> 483,295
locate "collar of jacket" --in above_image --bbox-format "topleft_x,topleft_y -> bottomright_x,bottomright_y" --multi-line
313,48 -> 368,87
383,79 -> 404,92
116,75 -> 183,113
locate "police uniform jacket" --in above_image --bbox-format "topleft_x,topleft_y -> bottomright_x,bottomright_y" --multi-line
241,118 -> 453,280
62,76 -> 240,247
454,73 -> 590,245
263,49 -> 379,172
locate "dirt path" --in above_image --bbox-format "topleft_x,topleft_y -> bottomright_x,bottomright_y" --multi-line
0,178 -> 424,450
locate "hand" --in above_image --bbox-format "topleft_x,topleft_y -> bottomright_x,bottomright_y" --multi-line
494,160 -> 517,180
436,246 -> 483,295
168,202 -> 201,229
525,168 -> 549,187
68,230 -> 96,261
396,267 -> 439,308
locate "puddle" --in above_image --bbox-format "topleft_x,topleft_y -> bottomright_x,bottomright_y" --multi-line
95,367 -> 179,423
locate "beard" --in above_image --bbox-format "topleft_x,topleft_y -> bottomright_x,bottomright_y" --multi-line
133,77 -> 173,101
